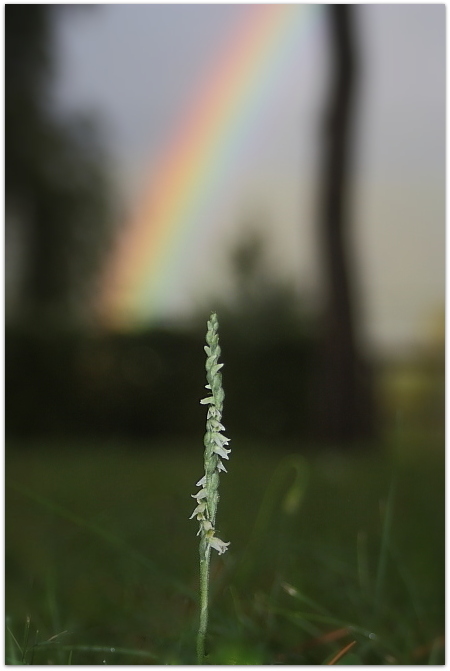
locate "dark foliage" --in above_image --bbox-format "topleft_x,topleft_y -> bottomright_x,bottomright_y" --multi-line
6,323 -> 316,444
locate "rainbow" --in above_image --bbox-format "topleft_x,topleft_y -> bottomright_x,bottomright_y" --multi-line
98,4 -> 319,329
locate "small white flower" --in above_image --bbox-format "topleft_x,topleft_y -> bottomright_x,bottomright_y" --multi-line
209,419 -> 225,432
207,535 -> 230,555
212,432 -> 230,446
207,406 -> 219,420
196,476 -> 206,487
192,488 -> 208,500
217,460 -> 227,473
190,501 -> 207,519
201,519 -> 213,532
213,445 -> 231,460
197,518 -> 213,536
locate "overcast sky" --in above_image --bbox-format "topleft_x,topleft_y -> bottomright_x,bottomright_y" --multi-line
52,4 -> 445,354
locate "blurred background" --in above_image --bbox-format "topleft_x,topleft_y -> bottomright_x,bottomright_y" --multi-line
5,4 -> 445,664
5,3 -> 444,446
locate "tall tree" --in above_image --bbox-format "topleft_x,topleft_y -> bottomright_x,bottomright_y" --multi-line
5,5 -> 113,331
315,5 -> 374,444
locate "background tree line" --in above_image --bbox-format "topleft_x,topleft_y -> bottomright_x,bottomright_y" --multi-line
6,5 -> 377,449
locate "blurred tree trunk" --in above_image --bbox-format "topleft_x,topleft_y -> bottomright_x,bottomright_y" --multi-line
5,5 -> 113,331
315,5 -> 375,445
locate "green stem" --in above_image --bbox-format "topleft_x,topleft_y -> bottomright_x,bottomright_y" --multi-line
197,539 -> 211,664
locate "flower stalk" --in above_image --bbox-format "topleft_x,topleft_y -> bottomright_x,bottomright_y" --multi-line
191,312 -> 231,664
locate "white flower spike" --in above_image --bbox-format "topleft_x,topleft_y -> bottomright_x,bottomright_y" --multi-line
190,312 -> 232,557
192,312 -> 233,664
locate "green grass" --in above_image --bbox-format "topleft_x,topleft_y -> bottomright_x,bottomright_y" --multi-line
6,439 -> 444,664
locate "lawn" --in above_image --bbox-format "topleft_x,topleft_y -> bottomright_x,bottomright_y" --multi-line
6,438 -> 444,664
